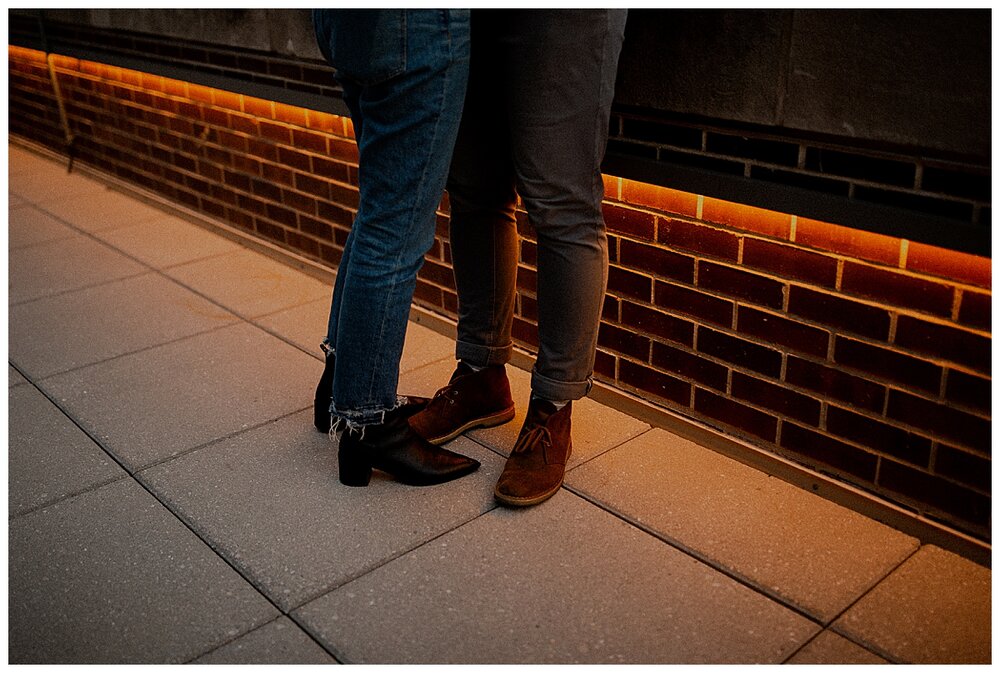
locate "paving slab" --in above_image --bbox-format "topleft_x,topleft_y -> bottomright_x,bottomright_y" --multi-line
9,478 -> 279,664
165,247 -> 330,318
786,630 -> 888,664
192,617 -> 338,664
8,384 -> 127,517
9,191 -> 28,208
294,489 -> 818,664
8,231 -> 147,305
91,214 -> 241,269
258,297 -> 455,374
141,409 -> 503,611
565,429 -> 919,623
9,204 -> 79,249
8,159 -> 107,205
10,272 -> 238,379
39,322 -> 318,471
833,544 -> 990,664
36,185 -> 171,232
9,365 -> 28,387
399,358 -> 650,465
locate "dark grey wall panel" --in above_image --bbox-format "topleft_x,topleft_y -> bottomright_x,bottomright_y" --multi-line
783,10 -> 990,158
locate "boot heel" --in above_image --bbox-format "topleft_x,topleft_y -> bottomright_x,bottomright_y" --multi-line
338,449 -> 372,486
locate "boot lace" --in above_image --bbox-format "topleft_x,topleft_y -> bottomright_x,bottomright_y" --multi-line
512,425 -> 550,454
430,384 -> 459,406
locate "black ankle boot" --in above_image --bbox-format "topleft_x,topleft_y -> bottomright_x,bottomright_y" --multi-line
314,352 -> 430,433
337,405 -> 481,486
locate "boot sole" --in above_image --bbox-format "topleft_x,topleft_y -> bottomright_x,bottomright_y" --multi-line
425,406 -> 516,445
493,480 -> 563,507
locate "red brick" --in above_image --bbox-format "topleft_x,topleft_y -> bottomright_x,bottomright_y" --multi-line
737,306 -> 829,358
594,349 -> 617,379
731,372 -> 821,424
906,242 -> 991,289
274,102 -> 308,128
887,390 -> 990,453
742,238 -> 838,288
780,422 -> 878,484
621,301 -> 694,346
317,201 -> 355,228
957,290 -> 991,331
619,239 -> 694,282
511,316 -> 539,349
294,172 -> 330,200
281,188 -> 318,216
247,139 -> 279,163
695,389 -> 778,441
602,203 -> 655,240
299,214 -> 334,241
620,179 -> 699,218
264,203 -> 297,227
215,129 -> 247,152
834,336 -> 941,394
261,162 -> 294,187
598,322 -> 651,361
607,265 -> 652,302
292,128 -> 328,154
658,218 -> 739,261
250,176 -> 281,202
878,459 -> 989,529
516,265 -> 537,294
277,146 -> 310,172
619,359 -> 691,407
826,406 -> 932,467
894,316 -> 990,373
698,261 -> 785,309
602,295 -> 619,322
652,342 -> 727,391
935,445 -> 991,493
418,258 -> 455,288
243,96 -> 273,119
329,181 -> 361,210
328,137 -> 360,164
259,121 -> 289,144
311,155 -> 351,184
796,217 -> 902,266
702,198 -> 792,239
787,286 -> 891,340
841,263 -> 955,317
697,328 -> 782,378
655,281 -> 733,328
413,278 -> 443,308
519,294 -> 538,321
785,356 -> 886,413
944,370 -> 990,414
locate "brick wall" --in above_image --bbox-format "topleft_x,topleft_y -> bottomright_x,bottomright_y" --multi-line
9,45 -> 992,540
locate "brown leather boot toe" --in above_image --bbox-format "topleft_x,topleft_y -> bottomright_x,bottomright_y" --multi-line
494,399 -> 572,507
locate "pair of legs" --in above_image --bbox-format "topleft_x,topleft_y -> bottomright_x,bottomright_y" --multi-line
411,10 -> 628,505
450,9 -> 627,399
312,10 -> 480,485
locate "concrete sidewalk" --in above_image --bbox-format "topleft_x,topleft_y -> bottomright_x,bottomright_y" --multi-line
7,142 -> 991,664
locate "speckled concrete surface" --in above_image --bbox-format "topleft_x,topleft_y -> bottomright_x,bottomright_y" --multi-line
565,428 -> 919,623
833,545 -> 991,664
7,143 -> 989,664
9,479 -> 279,664
192,617 -> 337,664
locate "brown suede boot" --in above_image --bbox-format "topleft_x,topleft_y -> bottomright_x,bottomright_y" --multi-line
494,398 -> 572,507
409,362 -> 515,445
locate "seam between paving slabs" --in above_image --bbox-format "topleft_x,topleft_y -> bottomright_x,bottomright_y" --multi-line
9,364 -> 345,663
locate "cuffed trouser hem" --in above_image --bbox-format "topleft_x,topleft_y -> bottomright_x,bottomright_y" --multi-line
456,339 -> 513,368
530,368 -> 592,402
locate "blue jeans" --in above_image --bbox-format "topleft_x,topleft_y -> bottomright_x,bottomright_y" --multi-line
313,9 -> 471,426
447,10 -> 627,401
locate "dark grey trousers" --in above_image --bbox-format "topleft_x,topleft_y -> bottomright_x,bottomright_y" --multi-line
447,9 -> 628,402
